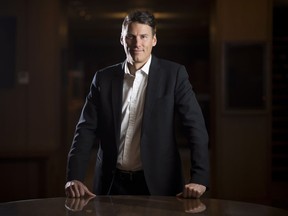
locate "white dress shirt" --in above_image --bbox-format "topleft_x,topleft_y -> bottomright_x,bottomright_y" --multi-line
117,55 -> 151,171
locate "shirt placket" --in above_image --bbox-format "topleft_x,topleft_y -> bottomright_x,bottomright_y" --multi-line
122,73 -> 141,166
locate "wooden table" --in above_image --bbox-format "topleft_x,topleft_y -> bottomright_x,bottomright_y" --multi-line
0,196 -> 287,215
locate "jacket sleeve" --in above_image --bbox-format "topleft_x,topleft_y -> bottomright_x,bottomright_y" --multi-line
174,65 -> 210,187
66,73 -> 100,182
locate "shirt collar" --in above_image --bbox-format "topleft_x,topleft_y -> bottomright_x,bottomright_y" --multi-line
124,55 -> 152,76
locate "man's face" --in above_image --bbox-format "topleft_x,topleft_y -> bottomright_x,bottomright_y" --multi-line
121,22 -> 157,67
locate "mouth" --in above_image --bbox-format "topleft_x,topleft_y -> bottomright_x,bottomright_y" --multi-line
130,49 -> 143,54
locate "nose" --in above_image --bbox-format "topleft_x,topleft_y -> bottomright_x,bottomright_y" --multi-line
133,36 -> 141,46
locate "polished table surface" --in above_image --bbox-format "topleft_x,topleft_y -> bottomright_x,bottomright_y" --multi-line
0,196 -> 287,216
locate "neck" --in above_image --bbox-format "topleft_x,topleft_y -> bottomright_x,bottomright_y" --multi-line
127,62 -> 144,76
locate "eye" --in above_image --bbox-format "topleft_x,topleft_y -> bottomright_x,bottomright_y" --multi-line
141,35 -> 149,39
125,34 -> 134,40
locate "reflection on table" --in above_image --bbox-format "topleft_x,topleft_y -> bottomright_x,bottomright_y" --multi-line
0,196 -> 287,216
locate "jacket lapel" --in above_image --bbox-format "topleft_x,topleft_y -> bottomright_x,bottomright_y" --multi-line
142,56 -> 161,129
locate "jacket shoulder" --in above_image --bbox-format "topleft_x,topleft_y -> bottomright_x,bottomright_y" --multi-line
152,56 -> 184,71
151,57 -> 187,80
91,62 -> 123,87
97,62 -> 123,74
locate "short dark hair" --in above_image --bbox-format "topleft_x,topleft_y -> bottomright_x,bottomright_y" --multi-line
121,10 -> 157,35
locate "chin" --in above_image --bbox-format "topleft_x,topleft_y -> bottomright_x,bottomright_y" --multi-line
131,57 -> 141,62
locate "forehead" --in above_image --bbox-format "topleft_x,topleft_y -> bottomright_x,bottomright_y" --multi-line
126,22 -> 153,34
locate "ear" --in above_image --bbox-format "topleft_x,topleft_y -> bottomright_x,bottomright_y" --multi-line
120,36 -> 124,45
152,35 -> 157,47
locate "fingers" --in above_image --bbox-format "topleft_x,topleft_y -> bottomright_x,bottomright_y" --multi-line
65,181 -> 80,197
178,183 -> 206,199
85,187 -> 96,197
65,180 -> 96,198
183,186 -> 200,198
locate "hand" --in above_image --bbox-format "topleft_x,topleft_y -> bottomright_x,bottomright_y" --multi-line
176,183 -> 206,199
65,180 -> 96,198
65,196 -> 95,212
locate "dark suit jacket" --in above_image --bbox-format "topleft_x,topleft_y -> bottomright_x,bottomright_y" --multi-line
67,55 -> 209,196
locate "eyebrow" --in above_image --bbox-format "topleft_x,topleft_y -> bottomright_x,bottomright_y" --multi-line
127,33 -> 150,37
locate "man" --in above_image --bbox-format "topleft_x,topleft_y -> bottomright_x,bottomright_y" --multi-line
65,10 -> 209,199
